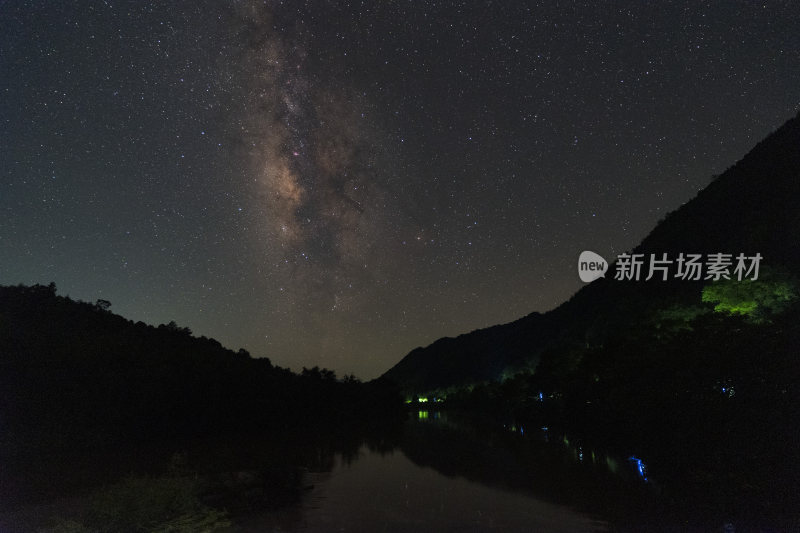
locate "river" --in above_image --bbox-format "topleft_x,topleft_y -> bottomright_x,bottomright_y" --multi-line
2,408 -> 792,532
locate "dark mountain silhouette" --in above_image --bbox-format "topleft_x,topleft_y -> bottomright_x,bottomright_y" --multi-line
0,284 -> 402,450
383,111 -> 800,393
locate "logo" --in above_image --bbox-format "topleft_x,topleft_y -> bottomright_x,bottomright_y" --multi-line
577,251 -> 762,282
578,251 -> 608,283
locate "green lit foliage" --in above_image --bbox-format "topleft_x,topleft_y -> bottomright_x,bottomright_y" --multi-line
702,269 -> 798,320
657,304 -> 709,323
653,304 -> 710,332
500,365 -> 534,382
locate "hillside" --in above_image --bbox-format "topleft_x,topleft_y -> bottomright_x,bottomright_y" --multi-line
0,284 -> 400,448
383,111 -> 800,393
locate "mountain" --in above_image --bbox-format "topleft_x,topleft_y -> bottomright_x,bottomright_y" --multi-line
0,284 -> 401,448
382,111 -> 800,393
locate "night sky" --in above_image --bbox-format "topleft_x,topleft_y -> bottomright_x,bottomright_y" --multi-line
2,1 -> 798,379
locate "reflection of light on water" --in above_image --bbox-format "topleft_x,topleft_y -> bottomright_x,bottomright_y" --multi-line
538,427 -> 648,482
504,423 -> 526,435
418,411 -> 428,420
628,456 -> 648,481
606,456 -> 619,474
298,442 -> 607,531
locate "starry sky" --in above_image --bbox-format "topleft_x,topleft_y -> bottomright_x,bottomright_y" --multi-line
2,1 -> 798,379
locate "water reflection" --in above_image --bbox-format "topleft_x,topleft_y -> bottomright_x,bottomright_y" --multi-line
3,409 -> 793,532
276,444 -> 607,532
627,457 -> 648,482
259,411 -> 797,532
398,411 -> 652,526
233,411 -> 625,531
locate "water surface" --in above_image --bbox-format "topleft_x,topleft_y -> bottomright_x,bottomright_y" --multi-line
256,443 -> 607,532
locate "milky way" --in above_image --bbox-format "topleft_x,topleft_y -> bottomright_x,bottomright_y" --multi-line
231,2 -> 402,334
